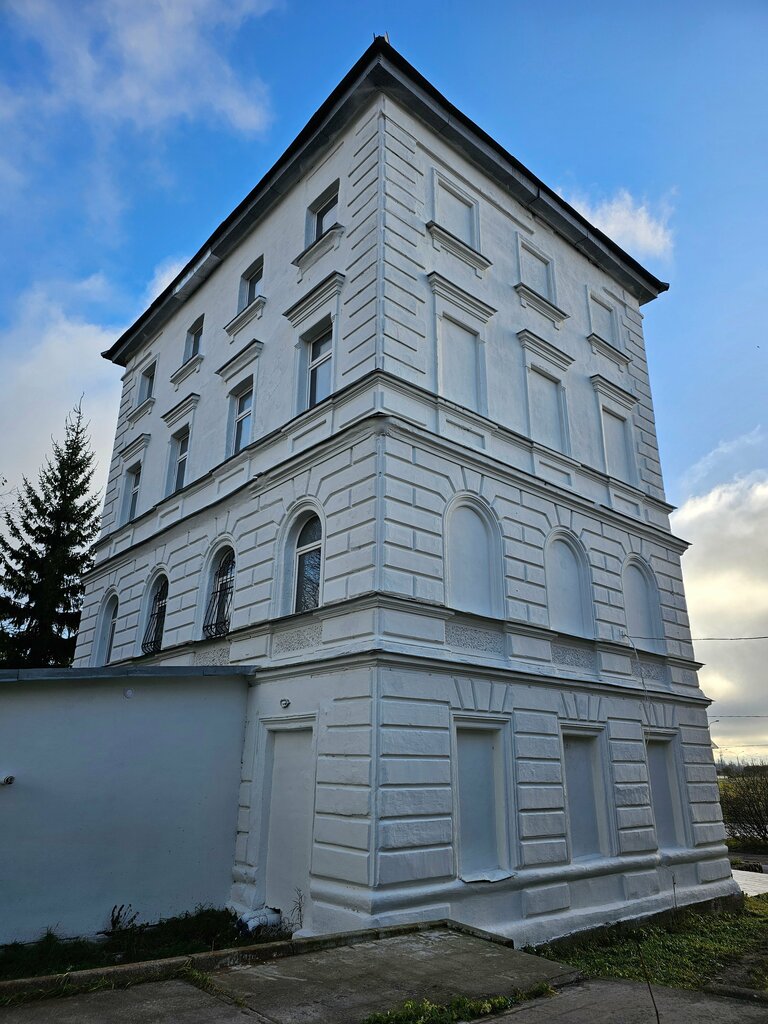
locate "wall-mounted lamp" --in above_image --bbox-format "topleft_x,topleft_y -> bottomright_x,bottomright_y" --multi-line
2,776 -> 15,786
280,698 -> 291,709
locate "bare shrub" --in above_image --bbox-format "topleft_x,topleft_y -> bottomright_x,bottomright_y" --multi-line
720,764 -> 768,844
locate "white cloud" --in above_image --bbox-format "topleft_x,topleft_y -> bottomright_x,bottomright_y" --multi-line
142,256 -> 188,307
565,187 -> 674,260
679,426 -> 766,497
0,259 -> 180,507
5,0 -> 275,133
672,473 -> 768,759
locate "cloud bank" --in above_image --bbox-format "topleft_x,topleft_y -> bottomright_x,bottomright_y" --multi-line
5,0 -> 275,133
566,187 -> 674,260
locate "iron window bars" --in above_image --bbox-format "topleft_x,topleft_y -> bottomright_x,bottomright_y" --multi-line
202,551 -> 235,639
141,577 -> 168,655
294,516 -> 322,613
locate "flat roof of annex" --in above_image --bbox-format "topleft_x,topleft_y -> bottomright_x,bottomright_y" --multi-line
104,36 -> 668,368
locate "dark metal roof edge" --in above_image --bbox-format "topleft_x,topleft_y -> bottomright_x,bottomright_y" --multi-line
104,36 -> 668,367
0,665 -> 252,683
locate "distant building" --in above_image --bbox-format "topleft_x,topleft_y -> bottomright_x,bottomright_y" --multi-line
73,38 -> 735,941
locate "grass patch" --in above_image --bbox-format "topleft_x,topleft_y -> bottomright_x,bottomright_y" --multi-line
535,895 -> 768,991
0,907 -> 289,983
360,983 -> 555,1024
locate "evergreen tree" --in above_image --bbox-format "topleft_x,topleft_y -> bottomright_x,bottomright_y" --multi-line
0,407 -> 100,667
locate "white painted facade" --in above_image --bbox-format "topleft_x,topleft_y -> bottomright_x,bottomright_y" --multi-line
65,39 -> 735,943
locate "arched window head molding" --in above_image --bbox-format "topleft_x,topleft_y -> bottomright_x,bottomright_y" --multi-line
622,556 -> 665,654
137,568 -> 170,657
272,500 -> 326,617
544,529 -> 595,639
444,494 -> 504,619
201,542 -> 237,639
93,590 -> 119,666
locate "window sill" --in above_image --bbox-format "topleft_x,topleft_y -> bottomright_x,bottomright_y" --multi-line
460,869 -> 514,884
127,396 -> 155,425
169,353 -> 204,390
292,223 -> 344,281
224,295 -> 266,339
426,220 -> 492,278
587,332 -> 631,371
514,282 -> 569,329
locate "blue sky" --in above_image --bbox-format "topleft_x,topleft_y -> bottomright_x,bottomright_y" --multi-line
1,0 -> 766,754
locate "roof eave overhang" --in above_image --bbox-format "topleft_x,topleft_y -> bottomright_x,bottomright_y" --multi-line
104,39 -> 667,368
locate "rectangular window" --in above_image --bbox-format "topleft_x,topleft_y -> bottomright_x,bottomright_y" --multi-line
240,257 -> 264,311
603,408 -> 632,481
563,732 -> 606,860
529,368 -> 565,451
647,739 -> 684,849
126,464 -> 141,521
456,726 -> 506,879
313,191 -> 338,242
171,428 -> 189,493
441,318 -> 479,411
184,318 -> 204,363
308,330 -> 332,408
233,387 -> 253,454
138,363 -> 155,404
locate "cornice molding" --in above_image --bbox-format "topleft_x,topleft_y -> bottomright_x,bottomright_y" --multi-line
161,392 -> 200,428
427,271 -> 496,323
223,296 -> 266,339
283,271 -> 345,328
291,224 -> 344,281
587,333 -> 631,372
591,374 -> 638,410
425,221 -> 492,278
118,433 -> 150,464
517,329 -> 574,372
514,282 -> 569,329
126,396 -> 154,425
215,339 -> 264,385
169,353 -> 204,390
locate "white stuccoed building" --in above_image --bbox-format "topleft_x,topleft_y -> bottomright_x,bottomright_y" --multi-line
71,38 -> 736,942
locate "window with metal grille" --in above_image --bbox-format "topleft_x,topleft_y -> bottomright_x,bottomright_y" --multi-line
294,516 -> 322,613
104,599 -> 118,663
141,576 -> 168,655
202,550 -> 235,638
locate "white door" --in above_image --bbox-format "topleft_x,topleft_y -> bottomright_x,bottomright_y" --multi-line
265,728 -> 314,928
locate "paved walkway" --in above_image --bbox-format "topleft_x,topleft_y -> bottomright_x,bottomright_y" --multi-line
732,867 -> 768,896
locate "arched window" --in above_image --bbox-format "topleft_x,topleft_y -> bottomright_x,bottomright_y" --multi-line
142,576 -> 168,655
623,560 -> 663,652
203,548 -> 235,638
545,535 -> 592,637
294,515 -> 322,613
446,501 -> 501,617
95,594 -> 119,665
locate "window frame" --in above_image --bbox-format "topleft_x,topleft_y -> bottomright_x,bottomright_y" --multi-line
138,362 -> 156,405
125,462 -> 142,522
452,714 -> 513,883
169,426 -> 190,494
644,730 -> 689,850
239,256 -> 264,312
202,548 -> 236,639
184,317 -> 204,364
307,181 -> 340,247
231,380 -> 254,455
141,575 -> 169,655
293,515 -> 323,614
306,325 -> 333,410
561,725 -> 614,862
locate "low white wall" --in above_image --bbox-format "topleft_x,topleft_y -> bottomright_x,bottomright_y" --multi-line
0,669 -> 248,944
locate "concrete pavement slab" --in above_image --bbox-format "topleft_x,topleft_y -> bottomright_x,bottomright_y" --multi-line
211,927 -> 578,1024
732,868 -> 768,896
494,978 -> 768,1023
0,979 -> 257,1024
